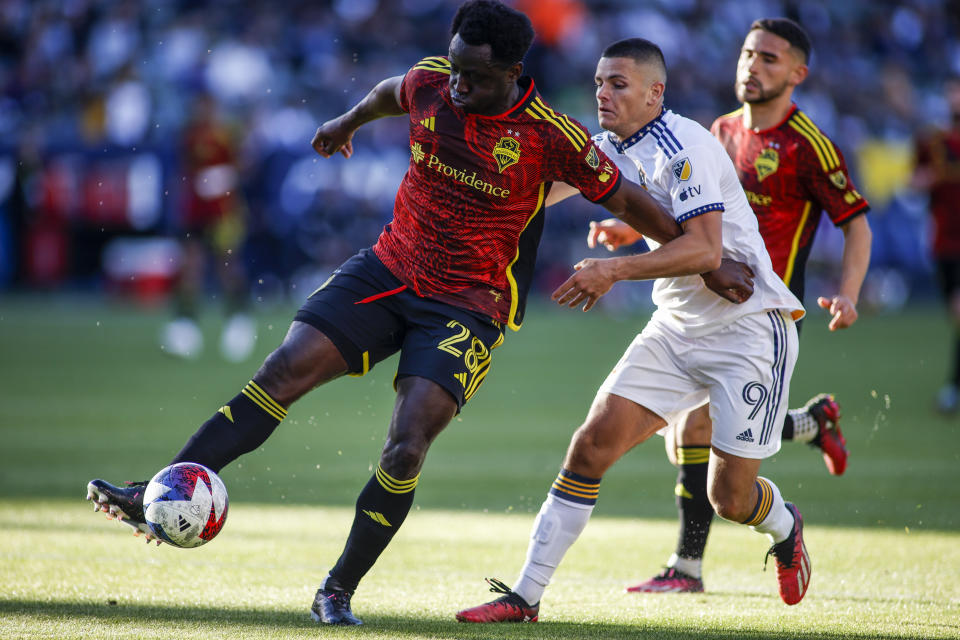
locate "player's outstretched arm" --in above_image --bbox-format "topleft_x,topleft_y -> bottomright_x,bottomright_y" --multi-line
552,211 -> 723,311
817,214 -> 872,331
601,179 -> 682,245
311,75 -> 406,158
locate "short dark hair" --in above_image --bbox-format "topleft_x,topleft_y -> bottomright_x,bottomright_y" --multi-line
601,38 -> 667,78
450,0 -> 535,66
750,18 -> 812,64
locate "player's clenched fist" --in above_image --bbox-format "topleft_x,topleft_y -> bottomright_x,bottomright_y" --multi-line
311,116 -> 355,159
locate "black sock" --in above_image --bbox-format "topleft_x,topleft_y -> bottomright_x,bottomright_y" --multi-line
328,465 -> 419,593
781,413 -> 795,440
674,446 -> 713,560
171,380 -> 287,473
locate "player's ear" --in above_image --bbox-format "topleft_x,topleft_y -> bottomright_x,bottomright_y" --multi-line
790,62 -> 809,87
505,61 -> 523,83
648,81 -> 665,105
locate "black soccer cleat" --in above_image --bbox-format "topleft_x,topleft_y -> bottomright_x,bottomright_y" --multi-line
311,584 -> 363,625
86,479 -> 160,544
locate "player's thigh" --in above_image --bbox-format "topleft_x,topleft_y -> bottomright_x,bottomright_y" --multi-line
597,320 -> 708,425
700,310 -> 799,460
564,391 -> 668,477
293,250 -> 408,375
395,301 -> 504,413
676,402 -> 712,445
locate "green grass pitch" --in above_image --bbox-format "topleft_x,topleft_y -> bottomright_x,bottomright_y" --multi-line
1,294 -> 958,639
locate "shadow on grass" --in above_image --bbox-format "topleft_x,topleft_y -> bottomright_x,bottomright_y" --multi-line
0,598 -> 930,640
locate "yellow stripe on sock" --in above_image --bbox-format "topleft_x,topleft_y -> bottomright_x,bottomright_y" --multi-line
375,465 -> 419,494
241,384 -> 286,422
676,446 -> 710,465
744,478 -> 773,526
244,381 -> 287,419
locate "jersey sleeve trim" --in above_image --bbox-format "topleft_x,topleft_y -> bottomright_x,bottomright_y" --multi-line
831,202 -> 870,227
411,56 -> 451,75
525,98 -> 589,151
584,171 -> 622,204
788,111 -> 840,171
677,202 -> 724,224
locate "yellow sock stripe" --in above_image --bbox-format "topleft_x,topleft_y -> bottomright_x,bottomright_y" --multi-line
551,476 -> 600,499
532,98 -> 587,147
676,446 -> 710,465
242,382 -> 287,421
743,478 -> 773,526
375,465 -> 419,494
793,111 -> 839,167
525,103 -> 584,151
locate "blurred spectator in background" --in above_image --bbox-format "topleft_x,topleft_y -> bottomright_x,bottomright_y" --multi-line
0,0 -> 957,320
913,76 -> 960,414
161,94 -> 255,362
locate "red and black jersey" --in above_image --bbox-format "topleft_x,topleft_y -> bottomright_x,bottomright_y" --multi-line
372,56 -> 621,330
915,127 -> 960,258
711,105 -> 869,298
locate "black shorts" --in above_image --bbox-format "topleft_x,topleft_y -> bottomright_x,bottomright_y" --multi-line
294,249 -> 504,410
937,258 -> 960,299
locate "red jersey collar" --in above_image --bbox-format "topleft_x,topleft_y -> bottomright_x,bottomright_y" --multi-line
471,77 -> 537,120
745,103 -> 798,134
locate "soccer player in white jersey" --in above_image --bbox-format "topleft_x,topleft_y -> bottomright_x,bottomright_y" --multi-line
456,37 -> 811,623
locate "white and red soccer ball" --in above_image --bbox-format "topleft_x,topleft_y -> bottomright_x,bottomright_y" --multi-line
143,462 -> 229,548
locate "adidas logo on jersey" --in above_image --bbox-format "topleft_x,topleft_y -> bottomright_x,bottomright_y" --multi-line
736,429 -> 754,443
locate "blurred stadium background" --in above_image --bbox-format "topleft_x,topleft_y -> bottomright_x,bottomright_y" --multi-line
3,3 -> 960,637
0,0 -> 952,310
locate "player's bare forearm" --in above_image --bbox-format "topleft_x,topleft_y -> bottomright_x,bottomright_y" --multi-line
312,76 -> 405,157
838,214 -> 872,305
552,212 -> 722,311
817,214 -> 872,330
342,76 -> 406,129
602,180 -> 682,245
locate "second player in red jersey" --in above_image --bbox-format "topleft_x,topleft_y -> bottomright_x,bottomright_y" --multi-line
712,104 -> 868,301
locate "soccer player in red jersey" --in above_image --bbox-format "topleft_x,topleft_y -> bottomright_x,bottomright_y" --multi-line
914,76 -> 960,413
562,19 -> 871,594
84,0 -> 751,626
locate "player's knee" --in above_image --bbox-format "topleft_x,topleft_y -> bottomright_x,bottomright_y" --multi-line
708,485 -> 751,522
564,425 -> 609,477
380,439 -> 427,478
256,343 -> 315,406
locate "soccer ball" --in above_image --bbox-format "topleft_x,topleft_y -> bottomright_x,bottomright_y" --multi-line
143,463 -> 229,548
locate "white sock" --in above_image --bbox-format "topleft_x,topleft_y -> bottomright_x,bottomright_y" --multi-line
512,493 -> 595,605
667,553 -> 703,579
744,476 -> 794,544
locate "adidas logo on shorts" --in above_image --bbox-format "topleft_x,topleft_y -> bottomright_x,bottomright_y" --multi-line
736,428 -> 754,443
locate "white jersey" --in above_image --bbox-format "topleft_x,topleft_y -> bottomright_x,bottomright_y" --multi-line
595,108 -> 803,336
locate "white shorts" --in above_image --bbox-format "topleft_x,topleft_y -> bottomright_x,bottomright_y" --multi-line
598,310 -> 798,459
